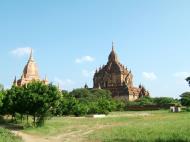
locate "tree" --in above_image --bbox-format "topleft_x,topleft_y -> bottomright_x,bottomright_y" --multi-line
186,77 -> 190,86
56,88 -> 115,116
70,88 -> 91,99
24,81 -> 61,126
0,90 -> 4,113
55,91 -> 78,116
2,88 -> 16,118
0,84 -> 4,91
88,89 -> 114,114
153,97 -> 177,106
90,89 -> 112,100
6,86 -> 26,121
180,92 -> 190,106
0,84 -> 4,112
136,96 -> 154,105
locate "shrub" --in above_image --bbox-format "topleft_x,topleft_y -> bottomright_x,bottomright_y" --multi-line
153,97 -> 178,106
73,103 -> 88,116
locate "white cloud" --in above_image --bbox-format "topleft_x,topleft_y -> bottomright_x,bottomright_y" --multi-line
75,56 -> 95,63
142,72 -> 157,81
173,72 -> 190,79
54,77 -> 75,90
82,69 -> 95,77
11,47 -> 32,57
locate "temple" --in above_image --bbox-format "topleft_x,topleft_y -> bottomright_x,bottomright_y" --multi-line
93,42 -> 149,101
13,49 -> 48,86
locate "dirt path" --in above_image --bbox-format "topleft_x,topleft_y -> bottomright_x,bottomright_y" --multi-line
12,127 -> 99,142
12,131 -> 50,142
12,127 -> 94,142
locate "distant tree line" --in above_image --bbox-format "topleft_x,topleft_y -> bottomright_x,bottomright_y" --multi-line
0,80 -> 190,127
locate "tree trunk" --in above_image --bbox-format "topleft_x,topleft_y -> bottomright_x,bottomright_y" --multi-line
27,114 -> 29,124
21,114 -> 23,123
33,114 -> 36,127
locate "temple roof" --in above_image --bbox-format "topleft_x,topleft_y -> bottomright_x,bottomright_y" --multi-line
22,49 -> 40,79
108,42 -> 119,63
96,43 -> 129,75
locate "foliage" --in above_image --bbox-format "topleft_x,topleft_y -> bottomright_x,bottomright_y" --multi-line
0,90 -> 4,109
0,84 -> 5,113
186,77 -> 190,86
55,92 -> 78,116
55,88 -> 114,116
1,85 -> 115,125
1,81 -> 61,127
180,92 -> 190,106
153,97 -> 178,106
112,99 -> 126,111
135,96 -> 154,105
186,107 -> 190,112
73,102 -> 88,116
0,80 -> 183,128
24,81 -> 61,126
0,84 -> 4,91
70,88 -> 91,99
125,97 -> 180,111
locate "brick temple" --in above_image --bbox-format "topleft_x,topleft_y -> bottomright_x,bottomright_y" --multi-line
93,43 -> 149,101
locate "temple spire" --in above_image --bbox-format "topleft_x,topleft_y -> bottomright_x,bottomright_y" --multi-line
112,41 -> 115,51
29,48 -> 34,61
13,76 -> 17,86
108,41 -> 119,63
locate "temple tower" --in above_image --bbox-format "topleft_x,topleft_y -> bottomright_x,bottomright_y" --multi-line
13,48 -> 48,86
93,42 -> 149,101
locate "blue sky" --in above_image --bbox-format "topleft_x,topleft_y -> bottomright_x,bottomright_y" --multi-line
0,0 -> 190,98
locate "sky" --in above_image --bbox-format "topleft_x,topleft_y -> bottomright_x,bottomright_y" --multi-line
0,0 -> 190,98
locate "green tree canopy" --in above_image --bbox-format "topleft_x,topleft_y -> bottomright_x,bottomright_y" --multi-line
153,97 -> 177,106
186,77 -> 190,86
0,84 -> 4,91
24,81 -> 61,126
2,81 -> 61,126
180,92 -> 190,106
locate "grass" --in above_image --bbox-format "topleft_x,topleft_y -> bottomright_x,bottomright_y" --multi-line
21,110 -> 190,142
0,128 -> 23,142
89,111 -> 190,142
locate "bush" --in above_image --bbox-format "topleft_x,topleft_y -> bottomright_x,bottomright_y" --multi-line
153,97 -> 178,106
136,96 -> 154,105
186,107 -> 190,112
113,99 -> 126,111
73,103 -> 88,116
56,88 -> 115,116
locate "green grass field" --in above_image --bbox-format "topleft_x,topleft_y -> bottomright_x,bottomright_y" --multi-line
0,128 -> 23,142
21,110 -> 190,142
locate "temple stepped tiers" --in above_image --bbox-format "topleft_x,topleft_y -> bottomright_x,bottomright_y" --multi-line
93,43 -> 149,101
13,49 -> 48,86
